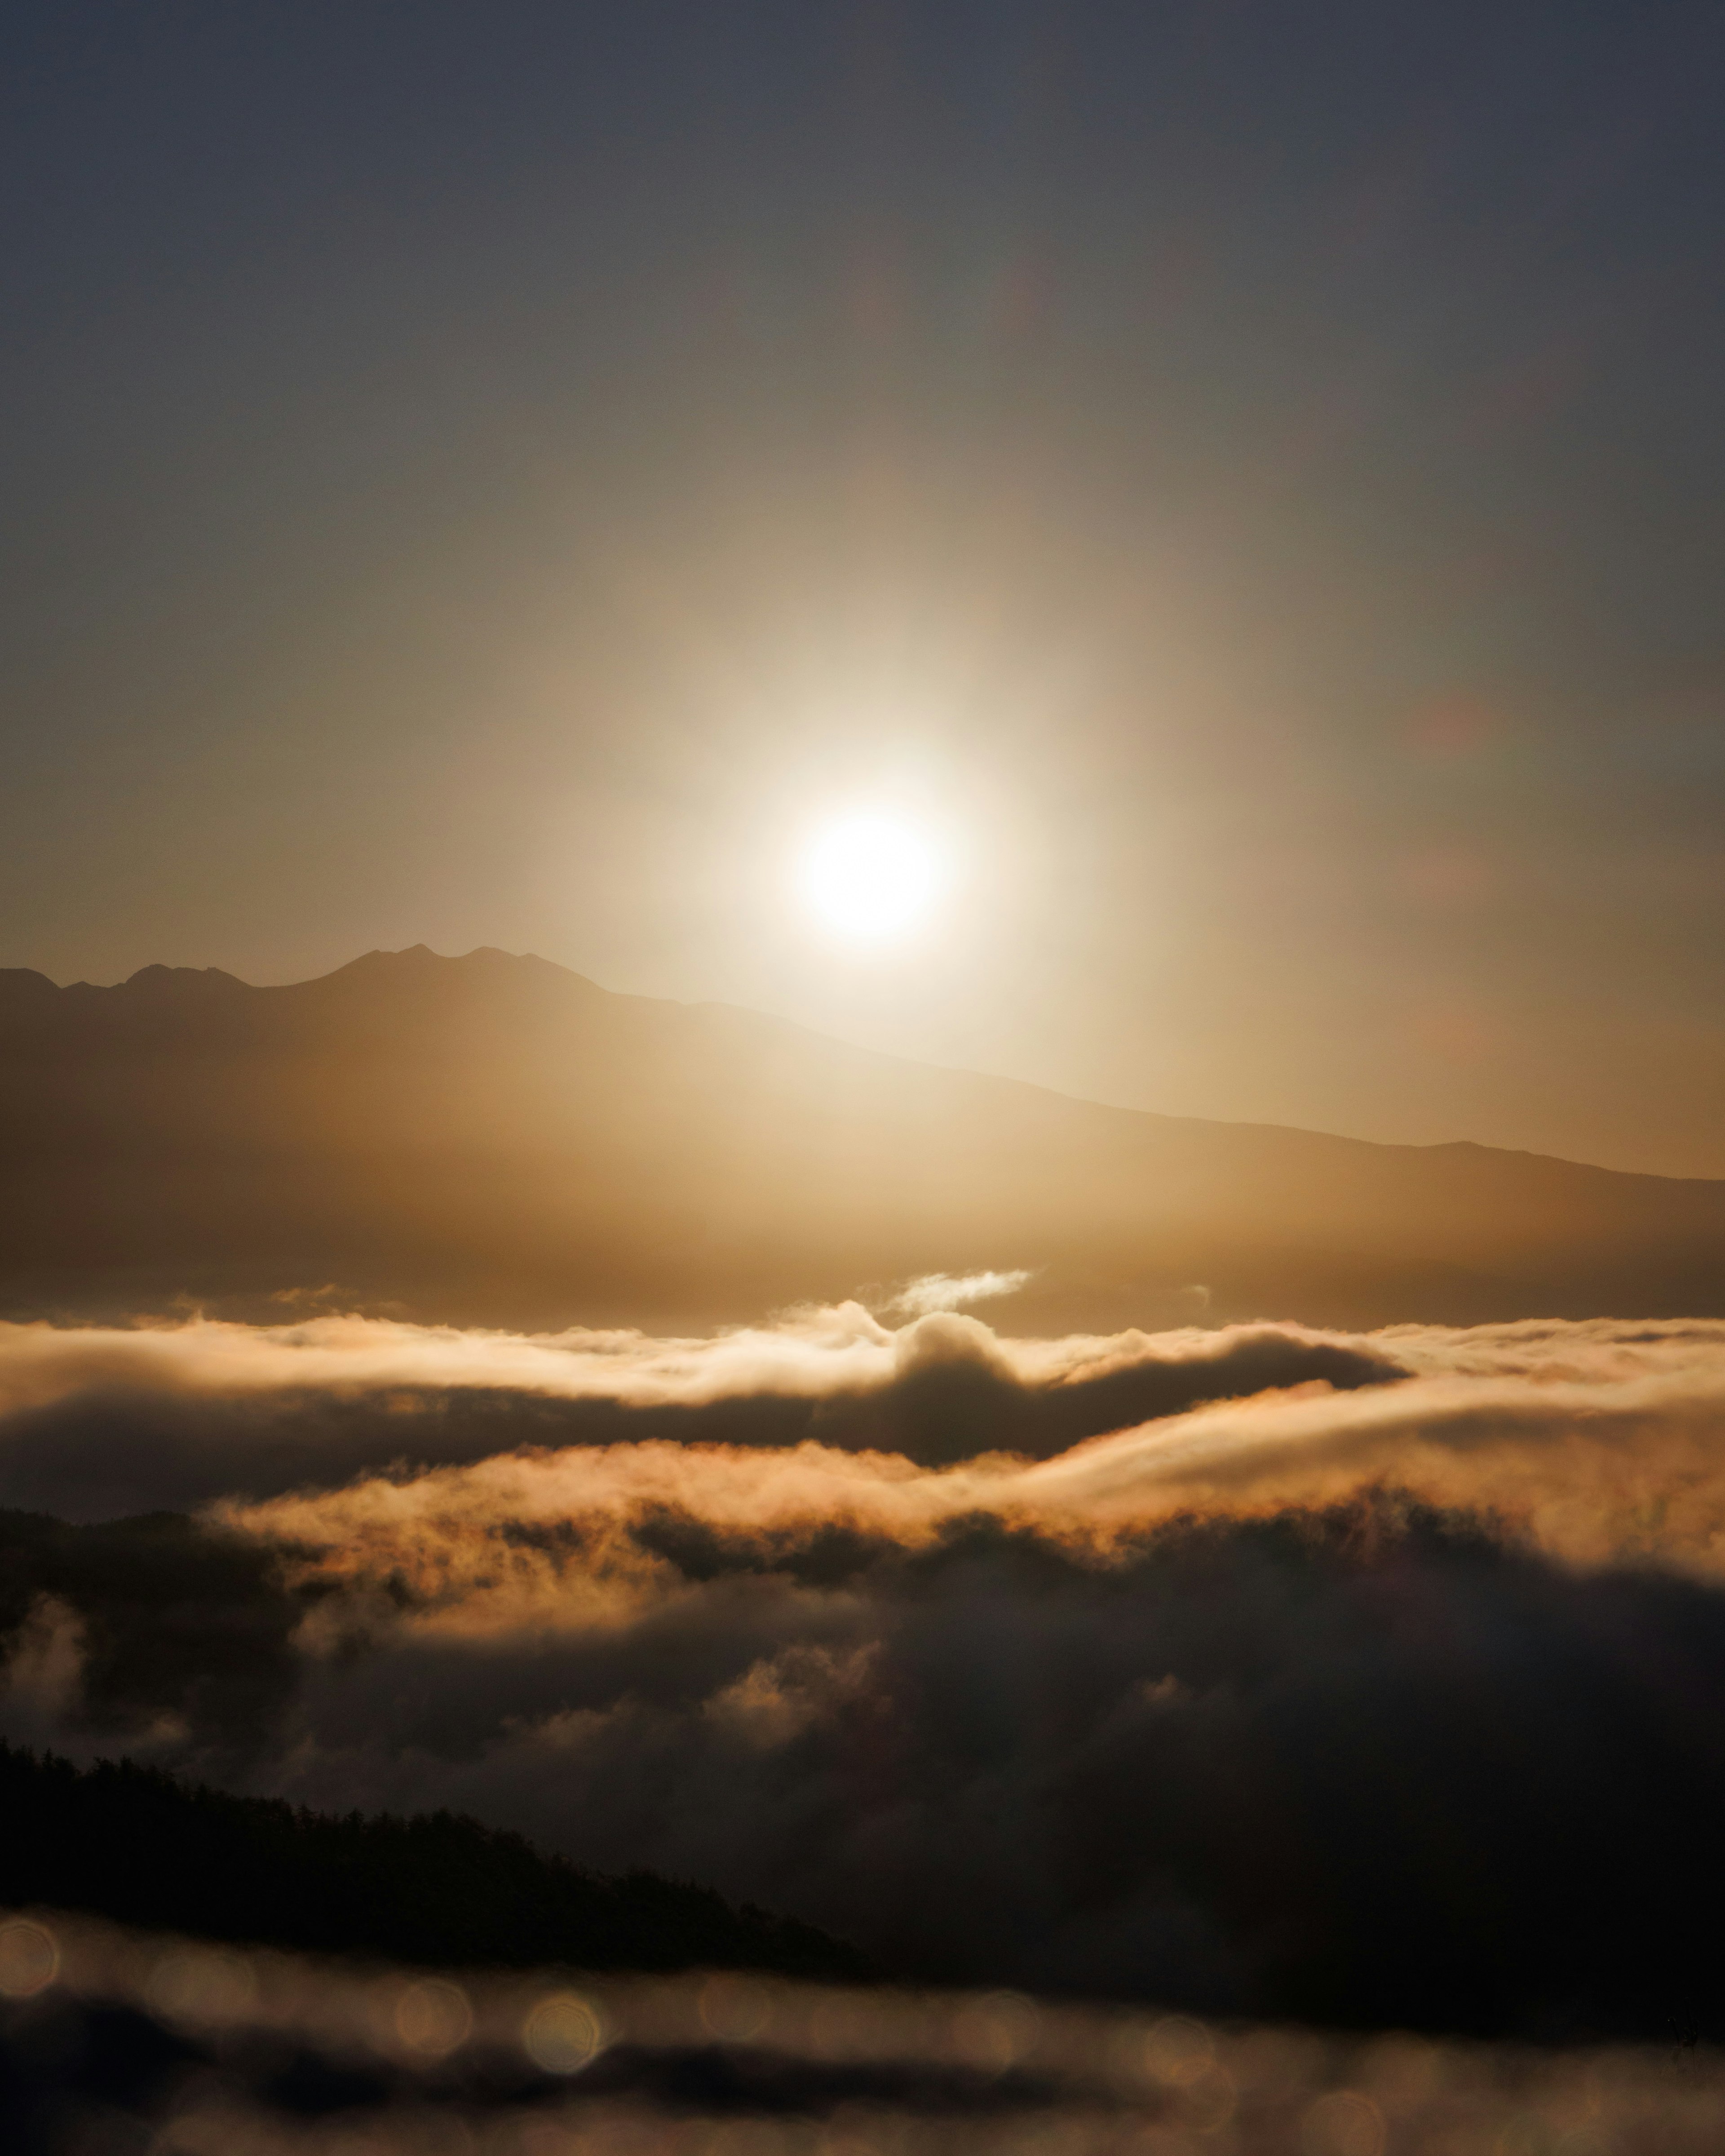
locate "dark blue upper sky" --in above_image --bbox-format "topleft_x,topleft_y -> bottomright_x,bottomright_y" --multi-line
3,2 -> 1722,1171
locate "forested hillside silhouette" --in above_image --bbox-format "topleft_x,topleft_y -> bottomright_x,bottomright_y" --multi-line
0,1746 -> 863,1978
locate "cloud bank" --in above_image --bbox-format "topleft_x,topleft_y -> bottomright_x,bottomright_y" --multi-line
0,1306 -> 1402,1514
9,1309 -> 1725,2035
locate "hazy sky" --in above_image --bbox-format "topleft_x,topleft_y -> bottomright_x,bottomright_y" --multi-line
3,2 -> 1722,1174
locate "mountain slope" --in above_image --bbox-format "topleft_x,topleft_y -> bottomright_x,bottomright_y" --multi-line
1,945 -> 1721,1328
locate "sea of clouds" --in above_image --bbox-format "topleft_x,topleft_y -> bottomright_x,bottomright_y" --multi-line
7,1300 -> 1725,2039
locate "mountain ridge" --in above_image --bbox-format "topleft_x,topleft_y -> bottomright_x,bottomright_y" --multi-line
16,943 -> 1716,1188
2,944 -> 1721,1330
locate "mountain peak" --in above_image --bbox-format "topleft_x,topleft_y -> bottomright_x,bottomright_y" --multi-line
119,964 -> 247,995
324,944 -> 597,986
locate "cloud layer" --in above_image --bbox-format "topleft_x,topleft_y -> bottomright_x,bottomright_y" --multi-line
9,1308 -> 1725,2035
0,1305 -> 1403,1514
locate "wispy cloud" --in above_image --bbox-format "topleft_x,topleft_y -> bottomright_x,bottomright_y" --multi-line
884,1269 -> 1035,1317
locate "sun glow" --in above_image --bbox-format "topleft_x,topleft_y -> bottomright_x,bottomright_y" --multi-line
797,810 -> 943,946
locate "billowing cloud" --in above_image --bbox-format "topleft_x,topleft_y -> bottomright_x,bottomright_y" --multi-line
187,1312 -> 1725,1594
0,1307 -> 1403,1514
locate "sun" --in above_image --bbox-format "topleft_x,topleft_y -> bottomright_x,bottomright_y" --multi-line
796,810 -> 943,946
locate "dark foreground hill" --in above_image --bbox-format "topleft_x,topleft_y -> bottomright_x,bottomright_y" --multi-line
2,944 -> 1722,1329
0,1744 -> 862,1978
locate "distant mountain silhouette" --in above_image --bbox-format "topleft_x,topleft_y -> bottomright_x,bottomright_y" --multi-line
1,945 -> 1721,1328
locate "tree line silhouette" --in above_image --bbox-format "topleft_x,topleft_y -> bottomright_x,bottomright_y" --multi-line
0,1744 -> 863,1977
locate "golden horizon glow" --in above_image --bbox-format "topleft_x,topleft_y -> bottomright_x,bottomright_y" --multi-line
796,809 -> 943,948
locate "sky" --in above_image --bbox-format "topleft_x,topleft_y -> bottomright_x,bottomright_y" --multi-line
2,1 -> 1722,1175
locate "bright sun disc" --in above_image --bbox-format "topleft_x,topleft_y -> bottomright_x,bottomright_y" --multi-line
798,812 -> 941,945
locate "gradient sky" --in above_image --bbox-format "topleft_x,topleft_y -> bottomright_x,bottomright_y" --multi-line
3,1 -> 1722,1175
